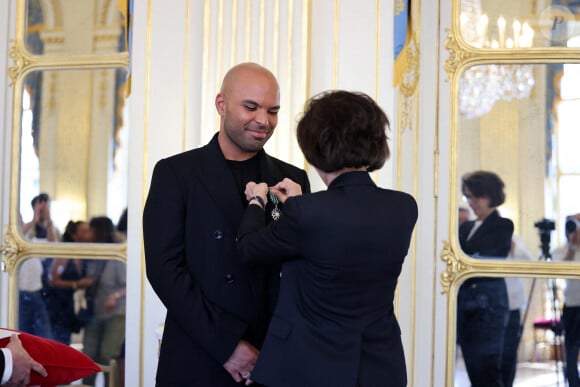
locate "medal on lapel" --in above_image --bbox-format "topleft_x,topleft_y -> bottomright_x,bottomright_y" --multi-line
268,190 -> 281,221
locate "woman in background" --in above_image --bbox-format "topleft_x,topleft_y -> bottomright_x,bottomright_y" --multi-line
236,90 -> 418,387
45,220 -> 94,344
457,170 -> 514,387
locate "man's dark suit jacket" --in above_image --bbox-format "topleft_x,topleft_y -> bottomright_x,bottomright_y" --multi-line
143,134 -> 310,386
0,349 -> 5,381
237,171 -> 418,387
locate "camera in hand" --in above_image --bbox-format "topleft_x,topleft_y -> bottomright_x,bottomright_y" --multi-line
566,218 -> 580,234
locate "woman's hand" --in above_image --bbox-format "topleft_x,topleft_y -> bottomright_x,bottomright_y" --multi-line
270,178 -> 302,203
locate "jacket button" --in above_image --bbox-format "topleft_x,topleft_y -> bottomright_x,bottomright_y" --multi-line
213,230 -> 223,239
224,273 -> 235,283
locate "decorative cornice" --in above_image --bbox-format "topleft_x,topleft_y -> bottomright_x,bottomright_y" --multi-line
443,30 -> 475,78
440,240 -> 469,294
7,41 -> 30,86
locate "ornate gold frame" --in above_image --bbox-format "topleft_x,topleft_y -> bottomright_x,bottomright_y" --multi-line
442,1 -> 580,385
0,0 -> 129,328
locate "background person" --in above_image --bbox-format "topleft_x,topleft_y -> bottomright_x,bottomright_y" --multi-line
143,62 -> 310,386
553,213 -> 580,387
459,206 -> 471,226
18,193 -> 58,339
237,90 -> 418,387
457,170 -> 514,387
44,220 -> 95,344
82,216 -> 125,387
501,235 -> 533,387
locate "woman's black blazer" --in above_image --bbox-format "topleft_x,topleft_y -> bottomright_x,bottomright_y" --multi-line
237,171 -> 418,387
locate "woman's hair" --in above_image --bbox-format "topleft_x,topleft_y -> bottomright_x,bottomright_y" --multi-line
461,170 -> 506,207
62,220 -> 85,242
89,216 -> 117,243
296,90 -> 390,173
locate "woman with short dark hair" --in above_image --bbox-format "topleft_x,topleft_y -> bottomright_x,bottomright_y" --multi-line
457,170 -> 514,387
236,90 -> 418,387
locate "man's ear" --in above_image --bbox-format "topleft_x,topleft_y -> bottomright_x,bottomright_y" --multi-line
215,93 -> 226,116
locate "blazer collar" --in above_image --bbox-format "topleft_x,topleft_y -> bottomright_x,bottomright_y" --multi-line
466,210 -> 500,238
198,133 -> 282,225
328,171 -> 375,190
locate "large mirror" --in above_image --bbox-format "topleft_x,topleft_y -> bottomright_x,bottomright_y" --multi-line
457,62 -> 580,258
3,1 -> 131,385
447,1 -> 580,386
18,68 -> 129,242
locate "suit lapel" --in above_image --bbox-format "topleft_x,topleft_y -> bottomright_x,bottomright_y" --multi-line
197,135 -> 244,228
468,211 -> 498,243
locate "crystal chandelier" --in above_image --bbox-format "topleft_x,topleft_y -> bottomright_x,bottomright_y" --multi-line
459,0 -> 536,119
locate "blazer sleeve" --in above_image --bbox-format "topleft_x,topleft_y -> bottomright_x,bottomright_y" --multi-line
0,347 -> 9,384
143,160 -> 245,364
237,196 -> 302,263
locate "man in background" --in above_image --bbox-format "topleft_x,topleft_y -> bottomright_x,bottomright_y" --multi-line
553,213 -> 580,386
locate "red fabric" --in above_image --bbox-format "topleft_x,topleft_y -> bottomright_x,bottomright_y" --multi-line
0,329 -> 100,387
533,317 -> 561,329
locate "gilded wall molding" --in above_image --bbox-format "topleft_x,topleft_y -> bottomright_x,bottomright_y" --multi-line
443,31 -> 475,77
440,240 -> 470,294
7,41 -> 30,85
0,226 -> 22,274
399,35 -> 420,98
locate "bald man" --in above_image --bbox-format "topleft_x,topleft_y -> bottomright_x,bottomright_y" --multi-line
144,63 -> 310,386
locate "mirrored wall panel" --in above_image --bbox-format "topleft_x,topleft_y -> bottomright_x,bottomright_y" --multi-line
18,68 -> 129,242
457,62 -> 580,260
24,0 -> 130,56
454,275 -> 578,386
17,257 -> 126,367
459,0 -> 580,49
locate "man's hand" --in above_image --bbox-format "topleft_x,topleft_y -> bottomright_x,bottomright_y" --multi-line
223,340 -> 258,384
3,334 -> 47,387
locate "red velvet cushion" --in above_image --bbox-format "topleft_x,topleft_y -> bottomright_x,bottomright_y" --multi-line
0,329 -> 101,387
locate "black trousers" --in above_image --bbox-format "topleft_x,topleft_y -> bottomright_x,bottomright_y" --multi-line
563,305 -> 580,387
457,279 -> 509,387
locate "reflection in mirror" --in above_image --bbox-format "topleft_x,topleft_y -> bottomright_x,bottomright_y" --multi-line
453,275 -> 580,386
457,62 -> 580,258
18,255 -> 126,383
19,68 -> 129,241
25,0 -> 130,56
459,0 -> 580,49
